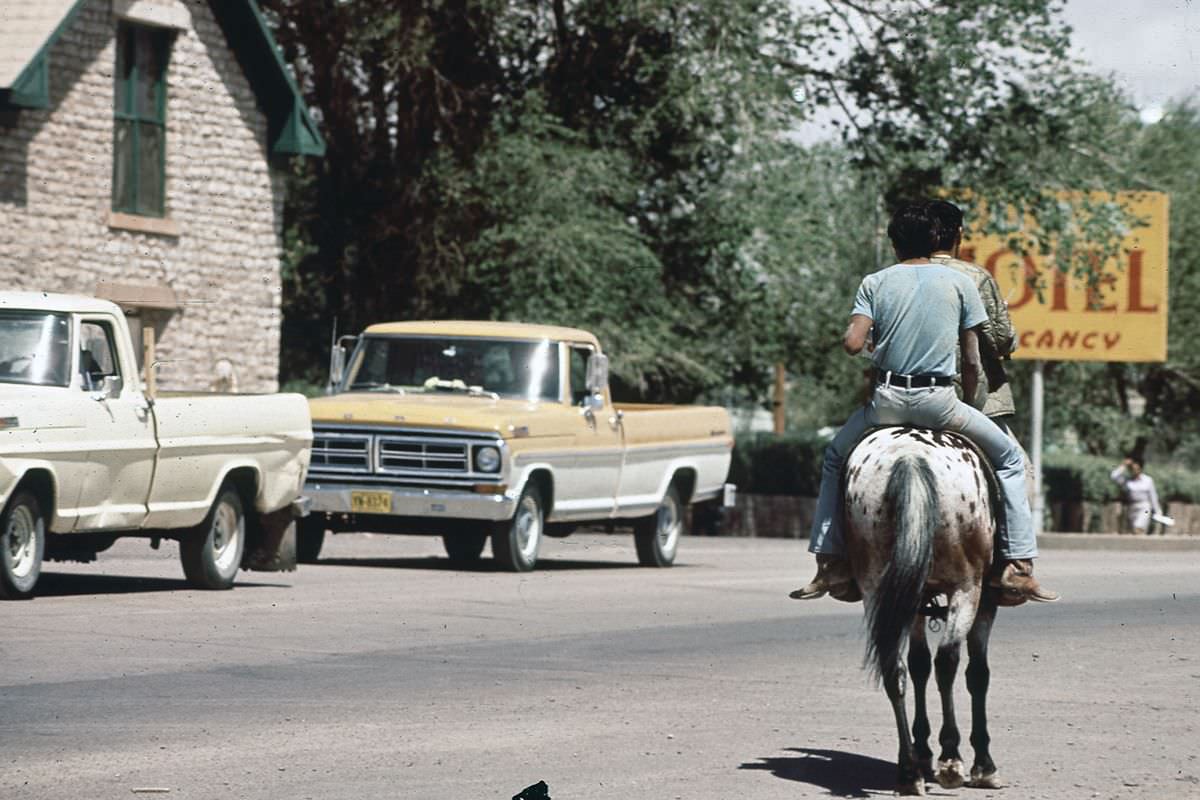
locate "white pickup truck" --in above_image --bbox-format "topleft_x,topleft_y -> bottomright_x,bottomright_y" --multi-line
300,321 -> 734,571
0,292 -> 313,599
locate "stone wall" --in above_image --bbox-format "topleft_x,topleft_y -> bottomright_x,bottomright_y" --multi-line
0,0 -> 286,393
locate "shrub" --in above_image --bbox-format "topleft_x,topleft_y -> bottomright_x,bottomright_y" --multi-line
1152,464 -> 1200,503
730,432 -> 828,496
1041,453 -> 1120,503
732,436 -> 1200,504
1040,452 -> 1200,504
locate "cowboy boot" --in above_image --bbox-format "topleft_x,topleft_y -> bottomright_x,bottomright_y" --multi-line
790,555 -> 860,602
989,559 -> 1060,603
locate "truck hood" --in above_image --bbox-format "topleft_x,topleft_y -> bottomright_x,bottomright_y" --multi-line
0,384 -> 86,432
308,392 -> 574,437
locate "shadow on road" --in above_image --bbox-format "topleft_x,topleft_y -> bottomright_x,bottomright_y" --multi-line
739,747 -> 894,797
33,572 -> 289,598
313,556 -> 655,572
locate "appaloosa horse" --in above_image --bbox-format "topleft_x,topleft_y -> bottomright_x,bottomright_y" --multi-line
843,426 -> 1003,796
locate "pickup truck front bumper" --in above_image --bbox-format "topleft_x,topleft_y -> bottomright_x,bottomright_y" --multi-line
305,481 -> 517,521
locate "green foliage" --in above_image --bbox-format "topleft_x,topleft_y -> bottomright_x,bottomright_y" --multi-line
1042,452 -> 1200,504
1132,103 -> 1200,451
730,438 -> 1200,505
1155,465 -> 1200,504
794,2 -> 1141,279
278,378 -> 325,398
263,0 -> 1157,411
1041,453 -> 1121,503
729,432 -> 828,496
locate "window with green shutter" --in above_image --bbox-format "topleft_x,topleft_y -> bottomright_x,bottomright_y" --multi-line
112,24 -> 171,217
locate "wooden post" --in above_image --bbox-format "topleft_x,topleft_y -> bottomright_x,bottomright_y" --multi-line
773,362 -> 786,435
143,325 -> 156,398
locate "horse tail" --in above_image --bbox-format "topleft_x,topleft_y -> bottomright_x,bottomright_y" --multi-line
865,453 -> 937,684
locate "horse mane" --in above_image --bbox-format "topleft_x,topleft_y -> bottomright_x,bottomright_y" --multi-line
863,452 -> 938,684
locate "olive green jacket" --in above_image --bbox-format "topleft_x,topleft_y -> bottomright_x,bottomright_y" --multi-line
931,254 -> 1016,417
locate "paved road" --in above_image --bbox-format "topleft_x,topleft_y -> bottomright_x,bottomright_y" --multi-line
3,533 -> 1198,799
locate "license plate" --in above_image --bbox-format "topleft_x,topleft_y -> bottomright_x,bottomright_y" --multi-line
350,490 -> 392,514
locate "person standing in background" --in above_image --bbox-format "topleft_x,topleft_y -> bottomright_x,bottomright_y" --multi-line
1111,457 -> 1163,534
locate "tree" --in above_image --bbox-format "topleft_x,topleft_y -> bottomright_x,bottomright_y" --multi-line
263,0 -> 1145,409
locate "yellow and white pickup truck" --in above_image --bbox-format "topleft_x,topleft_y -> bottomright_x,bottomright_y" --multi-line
0,292 -> 312,599
301,321 -> 734,571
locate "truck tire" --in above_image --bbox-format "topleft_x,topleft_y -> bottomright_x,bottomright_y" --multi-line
296,516 -> 326,563
1,490 -> 45,600
181,484 -> 245,590
492,485 -> 543,572
442,528 -> 488,563
634,483 -> 684,567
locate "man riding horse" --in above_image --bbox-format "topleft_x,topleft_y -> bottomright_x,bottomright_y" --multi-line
792,202 -> 1058,605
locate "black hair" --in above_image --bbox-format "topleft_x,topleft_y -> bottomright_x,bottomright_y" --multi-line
887,203 -> 937,261
926,199 -> 964,251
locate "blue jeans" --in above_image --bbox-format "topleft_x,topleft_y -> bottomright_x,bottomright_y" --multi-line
808,384 -> 1036,560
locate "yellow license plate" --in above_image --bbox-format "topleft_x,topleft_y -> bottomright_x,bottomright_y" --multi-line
350,490 -> 392,514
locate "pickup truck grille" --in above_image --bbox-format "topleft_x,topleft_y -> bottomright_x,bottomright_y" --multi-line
308,425 -> 502,487
378,437 -> 468,473
310,432 -> 372,472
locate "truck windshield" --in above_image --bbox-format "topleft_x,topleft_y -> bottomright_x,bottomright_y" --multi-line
346,336 -> 560,402
0,312 -> 71,387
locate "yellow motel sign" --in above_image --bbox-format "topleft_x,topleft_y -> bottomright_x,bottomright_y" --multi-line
960,192 -> 1169,362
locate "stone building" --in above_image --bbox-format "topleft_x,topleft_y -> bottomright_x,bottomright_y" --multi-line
0,0 -> 323,393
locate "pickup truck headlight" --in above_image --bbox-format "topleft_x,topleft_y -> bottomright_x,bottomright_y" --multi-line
474,445 -> 501,473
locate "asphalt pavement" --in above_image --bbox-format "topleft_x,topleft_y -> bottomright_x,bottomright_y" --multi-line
2,532 -> 1197,799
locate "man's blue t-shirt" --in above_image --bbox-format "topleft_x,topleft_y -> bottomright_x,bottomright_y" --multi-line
851,262 -> 988,377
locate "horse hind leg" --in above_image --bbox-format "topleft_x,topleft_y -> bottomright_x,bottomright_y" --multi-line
907,623 -> 935,783
883,662 -> 926,796
966,598 -> 1003,789
933,588 -> 979,789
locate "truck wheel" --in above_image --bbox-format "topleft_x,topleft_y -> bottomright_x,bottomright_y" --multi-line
181,485 -> 245,590
296,516 -> 326,563
1,490 -> 45,600
492,485 -> 543,572
634,484 -> 684,567
442,529 -> 488,563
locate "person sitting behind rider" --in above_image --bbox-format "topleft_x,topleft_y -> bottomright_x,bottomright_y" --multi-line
926,200 -> 1018,424
792,202 -> 1059,605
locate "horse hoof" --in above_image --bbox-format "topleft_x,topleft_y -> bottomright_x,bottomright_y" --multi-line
917,757 -> 935,782
967,767 -> 1004,789
895,778 -> 926,796
936,759 -> 966,789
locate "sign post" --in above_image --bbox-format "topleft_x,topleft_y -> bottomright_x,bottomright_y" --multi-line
1030,360 -> 1044,534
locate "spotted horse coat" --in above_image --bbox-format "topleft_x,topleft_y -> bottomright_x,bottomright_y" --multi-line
843,426 -> 999,613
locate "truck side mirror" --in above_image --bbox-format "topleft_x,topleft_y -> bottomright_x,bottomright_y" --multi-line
91,374 -> 123,401
328,347 -> 345,394
585,353 -> 609,408
327,335 -> 357,395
